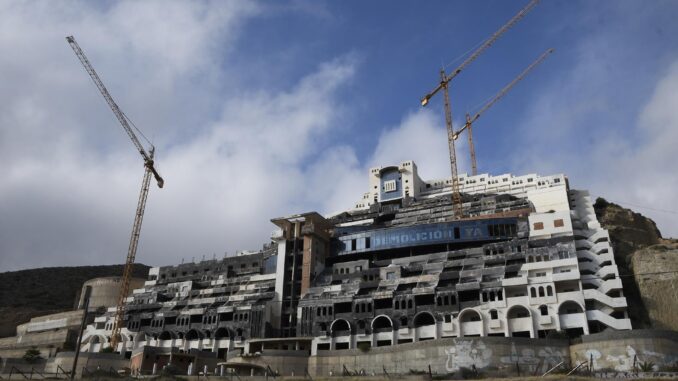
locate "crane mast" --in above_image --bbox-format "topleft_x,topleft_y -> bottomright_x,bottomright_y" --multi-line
66,36 -> 164,351
420,0 -> 539,218
454,48 -> 554,175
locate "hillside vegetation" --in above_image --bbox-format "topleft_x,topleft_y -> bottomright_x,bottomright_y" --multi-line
0,264 -> 149,338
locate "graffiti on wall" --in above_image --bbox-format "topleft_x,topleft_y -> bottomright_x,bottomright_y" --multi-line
444,340 -> 566,373
444,339 -> 492,371
499,342 -> 567,374
577,345 -> 678,372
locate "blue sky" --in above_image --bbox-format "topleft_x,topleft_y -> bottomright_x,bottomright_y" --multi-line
1,0 -> 677,271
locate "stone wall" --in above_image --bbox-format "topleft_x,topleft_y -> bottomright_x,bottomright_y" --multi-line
4,330 -> 678,377
228,352 -> 310,376
308,337 -> 569,378
0,329 -> 76,358
44,352 -> 129,378
570,330 -> 678,372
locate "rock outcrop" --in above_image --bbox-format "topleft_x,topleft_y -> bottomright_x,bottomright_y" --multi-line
631,241 -> 678,331
593,197 -> 672,329
594,198 -> 662,261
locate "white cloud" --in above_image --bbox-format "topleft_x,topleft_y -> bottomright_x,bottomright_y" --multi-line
513,52 -> 678,237
4,1 -> 672,273
370,110 -> 470,180
0,1 -> 363,271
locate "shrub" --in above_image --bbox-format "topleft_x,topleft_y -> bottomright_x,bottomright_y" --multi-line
23,347 -> 42,363
100,346 -> 115,353
638,360 -> 656,372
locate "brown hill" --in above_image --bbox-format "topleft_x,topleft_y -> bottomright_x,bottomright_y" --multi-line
630,241 -> 678,330
0,264 -> 149,338
593,197 -> 670,329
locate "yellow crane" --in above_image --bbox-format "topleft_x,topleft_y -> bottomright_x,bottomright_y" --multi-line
66,36 -> 164,351
455,48 -> 554,176
420,0 -> 539,218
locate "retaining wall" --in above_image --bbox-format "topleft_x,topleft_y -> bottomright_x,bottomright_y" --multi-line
308,337 -> 569,378
570,329 -> 678,372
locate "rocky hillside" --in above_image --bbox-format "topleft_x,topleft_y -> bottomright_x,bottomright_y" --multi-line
630,241 -> 678,330
593,198 -> 676,329
0,264 -> 149,338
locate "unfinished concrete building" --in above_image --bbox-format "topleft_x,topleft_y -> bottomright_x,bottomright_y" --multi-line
80,160 -> 631,363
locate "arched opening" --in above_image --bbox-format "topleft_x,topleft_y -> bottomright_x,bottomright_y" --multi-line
558,301 -> 583,315
538,287 -> 545,297
547,286 -> 553,296
214,327 -> 230,340
372,315 -> 393,347
507,305 -> 531,319
88,335 -> 105,353
212,327 -> 229,355
459,309 -> 483,337
159,331 -> 172,340
558,301 -> 586,337
413,312 -> 436,341
413,312 -> 435,328
530,287 -> 537,298
506,305 -> 532,337
459,310 -> 481,323
330,319 -> 351,337
186,329 -> 202,341
539,305 -> 548,316
372,315 -> 393,332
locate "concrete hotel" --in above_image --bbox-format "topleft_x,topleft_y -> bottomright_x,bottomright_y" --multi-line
80,160 -> 631,363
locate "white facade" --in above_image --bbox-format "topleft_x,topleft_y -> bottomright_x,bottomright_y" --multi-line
79,160 -> 631,358
316,161 -> 631,354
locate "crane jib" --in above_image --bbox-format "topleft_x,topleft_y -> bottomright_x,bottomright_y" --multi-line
66,35 -> 163,351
